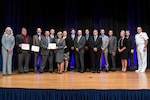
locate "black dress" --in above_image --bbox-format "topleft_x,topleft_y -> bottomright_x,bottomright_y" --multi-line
118,38 -> 128,59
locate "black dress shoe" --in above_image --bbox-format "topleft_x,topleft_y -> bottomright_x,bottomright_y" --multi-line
97,70 -> 100,73
39,70 -> 44,73
49,71 -> 53,73
105,69 -> 109,72
24,71 -> 28,73
18,72 -> 23,74
112,70 -> 116,72
75,69 -> 80,72
92,70 -> 95,73
80,70 -> 84,73
128,67 -> 136,71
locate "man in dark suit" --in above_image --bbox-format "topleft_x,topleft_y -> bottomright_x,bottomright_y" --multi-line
15,27 -> 32,74
50,28 -> 56,39
69,28 -> 76,69
89,29 -> 102,73
108,30 -> 117,72
84,29 -> 91,71
50,28 -> 57,71
39,30 -> 55,73
125,30 -> 135,71
32,28 -> 42,72
74,30 -> 86,73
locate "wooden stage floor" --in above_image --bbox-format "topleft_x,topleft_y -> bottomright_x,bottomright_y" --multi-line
0,70 -> 149,89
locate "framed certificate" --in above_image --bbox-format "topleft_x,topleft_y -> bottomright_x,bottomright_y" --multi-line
21,43 -> 30,50
48,43 -> 56,49
31,45 -> 40,52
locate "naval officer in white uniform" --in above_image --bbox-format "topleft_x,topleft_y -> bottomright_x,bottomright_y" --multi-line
135,26 -> 149,72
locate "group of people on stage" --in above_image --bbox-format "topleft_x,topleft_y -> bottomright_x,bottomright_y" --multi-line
1,26 -> 149,75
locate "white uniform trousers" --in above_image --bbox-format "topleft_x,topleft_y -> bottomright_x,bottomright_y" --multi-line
136,44 -> 147,72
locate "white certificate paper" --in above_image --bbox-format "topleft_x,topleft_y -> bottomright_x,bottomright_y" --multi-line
31,45 -> 40,52
48,43 -> 56,49
21,43 -> 30,50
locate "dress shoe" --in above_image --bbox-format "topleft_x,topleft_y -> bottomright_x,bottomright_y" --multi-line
24,71 -> 28,73
39,70 -> 44,73
8,74 -> 11,76
80,70 -> 84,73
111,68 -> 116,72
34,67 -> 37,72
18,71 -> 23,74
49,71 -> 53,73
135,70 -> 140,72
140,70 -> 145,73
128,67 -> 136,71
97,70 -> 100,73
105,69 -> 109,72
91,70 -> 95,73
111,69 -> 116,72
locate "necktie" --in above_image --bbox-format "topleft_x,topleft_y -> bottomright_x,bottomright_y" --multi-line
86,35 -> 89,40
51,34 -> 54,39
38,35 -> 41,41
57,39 -> 60,43
72,35 -> 75,40
47,37 -> 50,43
109,36 -> 111,40
78,36 -> 80,42
94,36 -> 97,41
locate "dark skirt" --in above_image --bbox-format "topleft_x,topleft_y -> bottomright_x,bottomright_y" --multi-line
55,52 -> 64,62
120,50 -> 128,59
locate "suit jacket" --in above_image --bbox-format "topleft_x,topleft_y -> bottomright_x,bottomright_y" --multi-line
85,34 -> 91,47
64,37 -> 72,53
70,34 -> 76,48
33,34 -> 41,46
100,35 -> 109,53
126,36 -> 134,51
108,36 -> 117,54
74,36 -> 86,53
1,33 -> 15,51
40,35 -> 55,56
89,36 -> 102,53
15,34 -> 32,54
50,34 -> 56,40
55,38 -> 65,53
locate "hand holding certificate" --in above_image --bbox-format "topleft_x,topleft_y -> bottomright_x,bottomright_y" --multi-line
31,45 -> 40,52
48,43 -> 56,49
21,43 -> 30,50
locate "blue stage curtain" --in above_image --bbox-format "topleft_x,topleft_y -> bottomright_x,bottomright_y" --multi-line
0,88 -> 150,100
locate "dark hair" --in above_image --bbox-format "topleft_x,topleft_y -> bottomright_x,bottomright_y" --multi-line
100,28 -> 105,31
125,29 -> 130,32
44,29 -> 50,32
71,28 -> 75,31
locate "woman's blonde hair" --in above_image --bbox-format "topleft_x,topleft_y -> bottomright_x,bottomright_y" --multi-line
57,31 -> 63,36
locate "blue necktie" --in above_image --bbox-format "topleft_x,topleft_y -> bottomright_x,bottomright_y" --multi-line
86,35 -> 89,40
78,36 -> 81,42
47,37 -> 50,43
94,36 -> 97,41
109,36 -> 111,40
